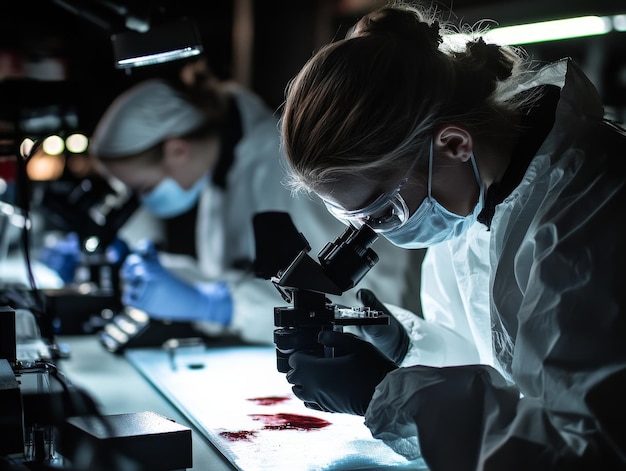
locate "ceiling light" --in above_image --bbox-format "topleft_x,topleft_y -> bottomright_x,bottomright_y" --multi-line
111,17 -> 203,69
52,1 -> 203,70
446,14 -> 619,46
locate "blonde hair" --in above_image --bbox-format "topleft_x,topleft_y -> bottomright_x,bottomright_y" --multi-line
280,1 -> 534,195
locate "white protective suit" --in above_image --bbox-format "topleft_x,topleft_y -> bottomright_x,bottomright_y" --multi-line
122,84 -> 421,345
364,58 -> 626,470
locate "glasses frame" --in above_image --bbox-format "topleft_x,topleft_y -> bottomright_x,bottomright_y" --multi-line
322,155 -> 420,233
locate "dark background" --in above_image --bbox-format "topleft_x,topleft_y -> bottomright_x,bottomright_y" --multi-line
1,0 -> 625,137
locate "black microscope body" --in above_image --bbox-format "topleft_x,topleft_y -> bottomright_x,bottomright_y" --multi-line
253,212 -> 389,373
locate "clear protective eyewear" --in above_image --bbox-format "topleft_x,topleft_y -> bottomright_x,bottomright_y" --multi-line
322,156 -> 419,233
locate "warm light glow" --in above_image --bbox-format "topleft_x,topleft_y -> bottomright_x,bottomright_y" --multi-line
26,152 -> 65,181
42,135 -> 65,156
66,133 -> 89,153
446,15 -> 616,46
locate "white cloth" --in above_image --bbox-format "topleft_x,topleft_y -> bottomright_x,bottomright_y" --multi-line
364,59 -> 626,469
121,85 -> 419,344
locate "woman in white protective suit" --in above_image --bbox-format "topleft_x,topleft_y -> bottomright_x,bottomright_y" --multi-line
280,2 -> 626,470
88,58 -> 420,345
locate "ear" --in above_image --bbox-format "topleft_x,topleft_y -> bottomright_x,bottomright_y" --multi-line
433,125 -> 473,162
162,138 -> 192,171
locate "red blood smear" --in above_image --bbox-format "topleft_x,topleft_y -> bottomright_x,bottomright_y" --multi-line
219,430 -> 258,442
249,413 -> 331,431
219,412 -> 332,442
247,396 -> 291,406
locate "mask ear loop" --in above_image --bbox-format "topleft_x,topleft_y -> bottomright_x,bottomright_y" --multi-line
468,150 -> 484,209
427,137 -> 434,198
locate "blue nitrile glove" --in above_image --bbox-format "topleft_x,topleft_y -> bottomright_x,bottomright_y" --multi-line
120,240 -> 233,324
286,330 -> 397,416
39,233 -> 131,284
38,232 -> 80,283
355,288 -> 410,364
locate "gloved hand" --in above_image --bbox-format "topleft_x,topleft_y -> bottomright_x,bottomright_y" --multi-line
286,330 -> 397,416
38,232 -> 80,283
39,233 -> 131,284
355,288 -> 410,364
120,240 -> 233,324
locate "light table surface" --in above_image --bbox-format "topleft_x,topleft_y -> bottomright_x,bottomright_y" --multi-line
56,334 -> 236,471
56,335 -> 427,471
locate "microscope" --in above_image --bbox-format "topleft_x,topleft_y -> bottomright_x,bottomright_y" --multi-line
38,174 -> 139,334
253,212 -> 389,373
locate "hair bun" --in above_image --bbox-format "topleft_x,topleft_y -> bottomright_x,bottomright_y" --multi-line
355,6 -> 442,50
465,38 -> 513,81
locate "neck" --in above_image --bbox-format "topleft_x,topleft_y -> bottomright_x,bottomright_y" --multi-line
473,113 -> 522,187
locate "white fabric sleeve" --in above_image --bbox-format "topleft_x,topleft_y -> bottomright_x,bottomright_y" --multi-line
384,304 -> 481,368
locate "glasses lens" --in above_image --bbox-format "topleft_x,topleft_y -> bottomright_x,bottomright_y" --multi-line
364,195 -> 409,232
323,193 -> 409,233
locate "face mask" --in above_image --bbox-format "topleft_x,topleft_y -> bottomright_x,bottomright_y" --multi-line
141,175 -> 207,218
384,139 -> 484,249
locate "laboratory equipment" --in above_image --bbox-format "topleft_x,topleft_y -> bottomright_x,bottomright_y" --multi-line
252,211 -> 389,373
39,174 -> 138,334
1,304 -> 192,470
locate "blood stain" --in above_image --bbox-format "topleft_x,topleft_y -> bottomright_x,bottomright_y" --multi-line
247,396 -> 291,406
249,413 -> 331,431
219,430 -> 258,442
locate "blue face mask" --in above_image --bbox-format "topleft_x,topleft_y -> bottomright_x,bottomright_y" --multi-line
384,139 -> 484,249
141,175 -> 207,218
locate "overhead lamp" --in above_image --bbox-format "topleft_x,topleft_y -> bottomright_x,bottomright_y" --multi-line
52,0 -> 203,70
111,17 -> 203,69
446,14 -> 619,46
484,16 -> 612,45
614,15 -> 626,32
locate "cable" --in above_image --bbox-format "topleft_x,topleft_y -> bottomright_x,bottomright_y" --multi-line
14,139 -> 54,347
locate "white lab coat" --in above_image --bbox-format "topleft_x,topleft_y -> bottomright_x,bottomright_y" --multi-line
364,59 -> 626,470
123,84 -> 420,344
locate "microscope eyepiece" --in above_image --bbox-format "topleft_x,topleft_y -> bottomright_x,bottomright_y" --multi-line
318,224 -> 379,292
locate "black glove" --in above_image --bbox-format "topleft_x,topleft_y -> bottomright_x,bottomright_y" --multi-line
286,330 -> 397,416
356,288 -> 410,364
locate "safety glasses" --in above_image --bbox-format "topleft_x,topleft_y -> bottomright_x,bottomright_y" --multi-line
322,156 -> 419,233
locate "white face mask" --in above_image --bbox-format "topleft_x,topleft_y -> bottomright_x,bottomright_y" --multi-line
384,139 -> 484,249
141,176 -> 206,218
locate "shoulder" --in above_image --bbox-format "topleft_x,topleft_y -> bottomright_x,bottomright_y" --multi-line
223,82 -> 277,126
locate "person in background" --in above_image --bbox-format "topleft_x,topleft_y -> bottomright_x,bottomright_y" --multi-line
85,58 -> 420,346
280,2 -> 626,470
